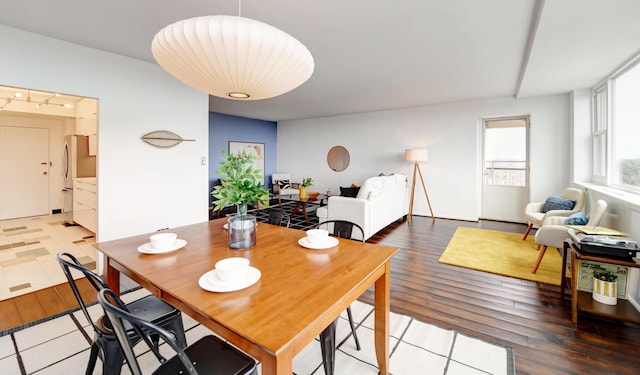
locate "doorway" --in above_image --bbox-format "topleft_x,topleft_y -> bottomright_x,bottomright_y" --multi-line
0,85 -> 96,222
481,116 -> 529,222
0,84 -> 99,298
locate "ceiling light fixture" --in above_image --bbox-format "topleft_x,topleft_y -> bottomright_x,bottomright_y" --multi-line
0,91 -> 74,111
36,94 -> 57,109
151,1 -> 314,100
0,98 -> 11,110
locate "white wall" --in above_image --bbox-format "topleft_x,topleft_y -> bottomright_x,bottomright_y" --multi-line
569,89 -> 592,182
278,94 -> 570,221
0,25 -> 210,241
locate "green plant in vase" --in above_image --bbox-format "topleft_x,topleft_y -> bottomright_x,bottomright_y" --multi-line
211,150 -> 270,249
593,270 -> 618,282
300,177 -> 313,198
592,269 -> 618,305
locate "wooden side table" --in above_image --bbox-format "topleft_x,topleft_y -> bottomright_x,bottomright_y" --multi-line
563,239 -> 640,324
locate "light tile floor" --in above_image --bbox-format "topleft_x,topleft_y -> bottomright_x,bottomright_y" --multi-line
0,293 -> 514,375
0,214 -> 96,300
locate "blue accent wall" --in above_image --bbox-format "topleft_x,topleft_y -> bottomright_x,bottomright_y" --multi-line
208,112 -> 277,206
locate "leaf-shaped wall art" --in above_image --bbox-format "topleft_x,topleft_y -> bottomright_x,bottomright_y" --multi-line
141,130 -> 195,148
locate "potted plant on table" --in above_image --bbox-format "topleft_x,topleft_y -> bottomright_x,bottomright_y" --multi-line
592,269 -> 618,305
211,150 -> 270,249
300,177 -> 313,199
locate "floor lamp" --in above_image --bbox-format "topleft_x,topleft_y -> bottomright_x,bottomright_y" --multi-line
405,148 -> 435,224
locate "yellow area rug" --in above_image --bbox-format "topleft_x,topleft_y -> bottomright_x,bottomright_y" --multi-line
439,227 -> 562,285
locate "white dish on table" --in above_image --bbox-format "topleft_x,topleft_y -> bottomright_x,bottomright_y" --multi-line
198,267 -> 261,292
298,236 -> 339,250
137,239 -> 187,254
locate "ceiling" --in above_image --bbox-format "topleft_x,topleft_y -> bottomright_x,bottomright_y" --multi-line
1,0 -> 639,122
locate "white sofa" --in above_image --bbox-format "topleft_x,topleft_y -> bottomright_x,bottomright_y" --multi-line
316,174 -> 409,240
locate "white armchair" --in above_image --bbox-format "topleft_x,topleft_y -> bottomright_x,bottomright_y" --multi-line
523,187 -> 586,240
272,173 -> 299,203
532,199 -> 608,273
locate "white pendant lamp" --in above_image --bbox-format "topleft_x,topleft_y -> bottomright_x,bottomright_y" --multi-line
152,15 -> 314,100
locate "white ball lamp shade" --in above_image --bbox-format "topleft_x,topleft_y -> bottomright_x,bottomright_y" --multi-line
405,148 -> 428,162
152,15 -> 314,100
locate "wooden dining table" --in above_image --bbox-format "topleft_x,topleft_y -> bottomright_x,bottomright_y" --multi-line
96,218 -> 398,375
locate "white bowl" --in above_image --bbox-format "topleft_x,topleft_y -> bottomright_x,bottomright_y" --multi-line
149,232 -> 177,250
215,257 -> 250,282
306,229 -> 329,244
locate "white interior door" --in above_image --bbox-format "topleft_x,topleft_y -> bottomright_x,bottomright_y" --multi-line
481,117 -> 529,222
0,126 -> 50,219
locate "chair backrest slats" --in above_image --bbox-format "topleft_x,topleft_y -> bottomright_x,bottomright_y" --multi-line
57,252 -> 108,333
314,220 -> 365,242
98,289 -> 195,375
268,210 -> 290,227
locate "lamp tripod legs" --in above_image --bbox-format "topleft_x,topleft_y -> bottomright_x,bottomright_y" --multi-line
408,162 -> 435,224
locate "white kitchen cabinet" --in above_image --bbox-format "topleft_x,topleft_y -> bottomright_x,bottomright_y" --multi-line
75,98 -> 98,136
73,177 -> 97,233
76,98 -> 97,118
88,134 -> 97,156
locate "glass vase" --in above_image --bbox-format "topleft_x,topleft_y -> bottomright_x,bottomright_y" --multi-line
228,204 -> 256,250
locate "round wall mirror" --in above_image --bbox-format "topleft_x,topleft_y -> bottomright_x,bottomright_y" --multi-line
327,146 -> 350,172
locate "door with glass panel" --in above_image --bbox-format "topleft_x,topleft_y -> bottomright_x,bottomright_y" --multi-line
481,117 -> 529,222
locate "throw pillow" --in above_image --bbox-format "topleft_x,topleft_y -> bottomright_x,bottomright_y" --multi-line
340,186 -> 360,197
275,179 -> 291,190
541,196 -> 576,213
564,212 -> 588,225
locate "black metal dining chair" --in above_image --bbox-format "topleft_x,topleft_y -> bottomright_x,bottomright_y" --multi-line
57,252 -> 187,375
315,220 -> 365,243
268,209 -> 290,227
313,220 -> 365,375
98,288 -> 257,375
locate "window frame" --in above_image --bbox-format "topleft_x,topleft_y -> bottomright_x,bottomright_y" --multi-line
592,83 -> 609,184
591,54 -> 640,195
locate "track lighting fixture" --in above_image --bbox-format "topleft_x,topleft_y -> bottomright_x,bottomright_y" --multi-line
0,88 -> 75,111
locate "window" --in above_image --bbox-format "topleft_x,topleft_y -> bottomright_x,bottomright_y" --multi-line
612,62 -> 640,190
592,56 -> 640,193
483,118 -> 527,187
592,84 -> 608,182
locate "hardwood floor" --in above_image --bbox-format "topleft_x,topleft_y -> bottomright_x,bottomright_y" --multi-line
0,277 -> 97,334
362,216 -> 640,375
3,216 -> 640,374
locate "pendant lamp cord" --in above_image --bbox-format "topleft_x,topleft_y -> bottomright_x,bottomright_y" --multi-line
238,0 -> 242,17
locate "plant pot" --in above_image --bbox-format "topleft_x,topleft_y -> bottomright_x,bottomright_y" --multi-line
299,186 -> 307,199
228,214 -> 257,250
592,277 -> 617,305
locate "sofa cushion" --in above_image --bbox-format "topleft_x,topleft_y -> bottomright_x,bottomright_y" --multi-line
564,212 -> 588,225
541,196 -> 576,213
340,186 -> 360,197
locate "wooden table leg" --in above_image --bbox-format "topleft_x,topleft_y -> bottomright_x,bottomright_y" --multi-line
259,352 -> 291,375
104,257 -> 121,296
374,261 -> 390,375
561,241 -> 568,299
291,202 -> 310,222
570,249 -> 578,324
